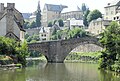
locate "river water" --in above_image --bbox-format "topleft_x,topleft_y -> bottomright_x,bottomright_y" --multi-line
0,62 -> 120,81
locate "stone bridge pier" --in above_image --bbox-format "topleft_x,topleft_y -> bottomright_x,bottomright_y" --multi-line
28,37 -> 102,63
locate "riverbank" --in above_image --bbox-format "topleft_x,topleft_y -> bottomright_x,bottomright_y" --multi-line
0,55 -> 22,70
65,52 -> 102,63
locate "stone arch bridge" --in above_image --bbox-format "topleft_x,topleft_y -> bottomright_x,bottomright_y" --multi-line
28,36 -> 102,63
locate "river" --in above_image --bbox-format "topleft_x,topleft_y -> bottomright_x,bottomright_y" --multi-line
0,62 -> 120,81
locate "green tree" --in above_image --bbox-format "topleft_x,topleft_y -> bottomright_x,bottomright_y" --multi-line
32,34 -> 40,41
48,21 -> 53,27
26,34 -> 40,43
68,27 -> 86,38
16,41 -> 29,66
0,37 -> 29,66
25,33 -> 29,39
53,20 -> 57,25
99,21 -> 120,70
87,9 -> 102,23
30,21 -> 36,28
51,27 -> 86,40
58,19 -> 64,27
36,1 -> 41,27
83,9 -> 90,27
0,37 -> 17,55
23,21 -> 30,29
81,3 -> 87,14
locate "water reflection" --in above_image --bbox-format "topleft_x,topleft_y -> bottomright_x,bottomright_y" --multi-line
0,62 -> 120,81
26,63 -> 70,81
99,70 -> 120,81
0,69 -> 25,81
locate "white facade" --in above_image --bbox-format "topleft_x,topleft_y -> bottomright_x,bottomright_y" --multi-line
64,18 -> 84,29
70,19 -> 83,28
39,27 -> 52,41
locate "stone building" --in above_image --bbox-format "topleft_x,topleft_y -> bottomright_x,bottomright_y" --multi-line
42,4 -> 68,27
104,0 -> 120,20
0,3 -> 25,41
88,18 -> 111,35
61,11 -> 83,21
88,0 -> 120,36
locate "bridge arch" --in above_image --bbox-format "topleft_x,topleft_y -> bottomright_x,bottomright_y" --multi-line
28,37 -> 103,63
28,42 -> 50,61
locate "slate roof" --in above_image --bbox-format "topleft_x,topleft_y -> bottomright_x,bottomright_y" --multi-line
44,4 -> 67,12
39,27 -> 46,33
110,0 -> 120,6
105,0 -> 120,7
22,13 -> 32,19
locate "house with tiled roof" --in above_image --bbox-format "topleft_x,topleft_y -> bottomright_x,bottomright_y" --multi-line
0,3 -> 25,41
104,0 -> 120,20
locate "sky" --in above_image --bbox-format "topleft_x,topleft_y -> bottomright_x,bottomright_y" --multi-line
0,0 -> 114,13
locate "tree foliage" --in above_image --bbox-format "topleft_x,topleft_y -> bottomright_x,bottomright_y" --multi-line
36,1 -> 41,27
25,34 -> 40,43
53,20 -> 57,25
83,9 -> 90,27
87,9 -> 102,23
23,21 -> 37,29
58,19 -> 64,27
99,21 -> 120,71
48,21 -> 53,27
81,3 -> 87,14
51,27 -> 86,40
30,21 -> 36,28
0,37 -> 29,66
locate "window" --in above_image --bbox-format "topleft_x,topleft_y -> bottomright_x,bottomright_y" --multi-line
74,14 -> 76,18
106,12 -> 108,15
106,17 -> 108,20
111,11 -> 113,15
114,17 -> 116,20
97,22 -> 99,25
106,8 -> 108,11
97,30 -> 99,34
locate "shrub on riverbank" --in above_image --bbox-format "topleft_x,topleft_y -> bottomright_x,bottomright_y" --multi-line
0,55 -> 13,65
99,22 -> 120,71
0,36 -> 29,67
65,52 -> 102,63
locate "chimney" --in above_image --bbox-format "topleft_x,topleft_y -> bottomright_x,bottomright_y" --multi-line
7,3 -> 15,9
7,3 -> 15,15
0,3 -> 4,12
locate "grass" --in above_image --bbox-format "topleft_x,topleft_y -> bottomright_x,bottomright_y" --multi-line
70,52 -> 102,58
65,52 -> 102,63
